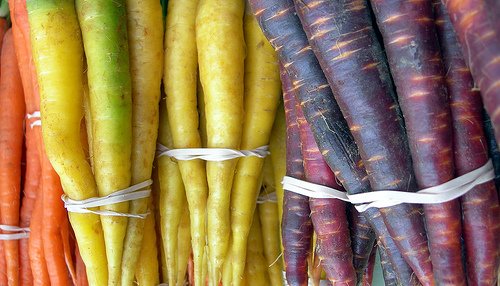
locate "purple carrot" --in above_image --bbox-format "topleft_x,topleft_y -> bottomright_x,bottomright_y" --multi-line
280,64 -> 313,286
348,206 -> 376,283
442,0 -> 500,147
361,243 -> 376,286
434,2 -> 500,285
366,0 -> 464,284
293,1 -> 434,284
296,98 -> 356,285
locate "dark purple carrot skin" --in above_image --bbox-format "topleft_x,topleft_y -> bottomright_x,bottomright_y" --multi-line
378,245 -> 399,286
292,1 -> 434,284
248,1 -> 431,284
434,2 -> 500,285
281,64 -> 313,286
348,205 -> 376,284
442,0 -> 500,148
296,100 -> 356,285
361,243 -> 376,286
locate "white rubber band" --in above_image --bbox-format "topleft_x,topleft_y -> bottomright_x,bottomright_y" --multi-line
26,111 -> 41,128
352,159 -> 494,212
156,143 -> 270,161
0,225 -> 30,240
282,176 -> 349,201
257,192 -> 278,204
62,179 -> 153,219
282,160 -> 495,212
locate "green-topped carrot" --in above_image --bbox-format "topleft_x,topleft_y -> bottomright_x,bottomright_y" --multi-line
27,0 -> 108,284
120,1 -> 163,284
75,1 -> 132,284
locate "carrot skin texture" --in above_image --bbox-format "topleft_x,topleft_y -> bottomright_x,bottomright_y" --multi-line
378,245 -> 398,286
292,1 -> 433,284
0,29 -> 25,286
348,206 -> 376,284
442,0 -> 500,148
435,2 -> 500,284
281,66 -> 313,286
296,102 -> 356,285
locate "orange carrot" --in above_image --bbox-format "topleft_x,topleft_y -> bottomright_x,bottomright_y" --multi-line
75,246 -> 89,286
28,191 -> 50,286
0,240 -> 6,285
0,29 -> 25,286
40,145 -> 72,286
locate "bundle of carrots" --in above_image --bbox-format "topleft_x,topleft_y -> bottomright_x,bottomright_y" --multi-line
0,0 -> 499,285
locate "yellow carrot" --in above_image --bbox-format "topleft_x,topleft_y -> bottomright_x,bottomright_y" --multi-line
177,207 -> 192,286
229,5 -> 282,285
27,1 -> 107,285
135,208 -> 160,286
244,211 -> 271,286
120,1 -> 163,284
258,157 -> 284,286
75,0 -> 133,283
196,0 -> 245,284
269,102 -> 285,227
165,1 -> 209,285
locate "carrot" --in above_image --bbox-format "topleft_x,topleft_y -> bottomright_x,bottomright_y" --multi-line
27,0 -> 108,284
258,157 -> 284,286
0,29 -> 25,286
296,95 -> 356,284
378,246 -> 398,286
367,209 -> 420,286
176,207 -> 191,286
28,192 -> 50,286
348,205 -> 376,283
243,211 -> 271,286
434,2 -> 500,284
442,0 -> 500,147
228,5 -> 282,284
280,65 -> 313,286
18,119 -> 39,286
135,209 -> 160,286
164,1 -> 210,285
366,1 -> 463,284
484,113 -> 500,190
158,100 -> 188,286
361,243 -> 377,286
75,1 -> 133,283
75,246 -> 89,286
269,102 -> 286,228
39,146 -> 72,285
120,1 -> 163,284
197,0 -> 245,283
